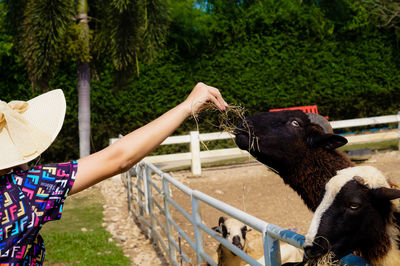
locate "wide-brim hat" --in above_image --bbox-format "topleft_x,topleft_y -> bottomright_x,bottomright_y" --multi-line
0,89 -> 66,170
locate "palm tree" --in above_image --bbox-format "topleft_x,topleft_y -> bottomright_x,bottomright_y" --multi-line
5,0 -> 169,158
77,0 -> 91,158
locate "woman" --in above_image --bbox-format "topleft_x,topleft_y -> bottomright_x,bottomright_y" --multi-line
0,82 -> 228,264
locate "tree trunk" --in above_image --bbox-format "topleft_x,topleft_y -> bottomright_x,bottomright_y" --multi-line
78,61 -> 90,158
77,0 -> 91,158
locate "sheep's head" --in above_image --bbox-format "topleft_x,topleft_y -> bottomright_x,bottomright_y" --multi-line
303,166 -> 400,263
212,216 -> 251,254
234,110 -> 347,173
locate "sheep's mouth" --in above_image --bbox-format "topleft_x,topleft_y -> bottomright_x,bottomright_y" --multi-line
234,124 -> 260,151
230,244 -> 244,256
304,241 -> 342,265
234,131 -> 250,150
234,118 -> 255,150
235,131 -> 261,155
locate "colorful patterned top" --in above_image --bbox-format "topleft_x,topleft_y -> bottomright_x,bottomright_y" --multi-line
0,161 -> 77,265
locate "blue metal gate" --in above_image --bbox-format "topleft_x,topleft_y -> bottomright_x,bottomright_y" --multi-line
123,161 -> 368,266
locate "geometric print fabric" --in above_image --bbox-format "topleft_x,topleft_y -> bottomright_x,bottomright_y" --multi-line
0,161 -> 77,265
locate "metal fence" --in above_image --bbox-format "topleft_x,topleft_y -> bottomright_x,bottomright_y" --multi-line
123,161 -> 369,266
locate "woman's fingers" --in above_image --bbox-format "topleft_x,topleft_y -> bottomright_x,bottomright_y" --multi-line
185,82 -> 229,115
207,86 -> 228,110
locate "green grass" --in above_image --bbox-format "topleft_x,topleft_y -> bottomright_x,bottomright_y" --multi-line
41,187 -> 130,265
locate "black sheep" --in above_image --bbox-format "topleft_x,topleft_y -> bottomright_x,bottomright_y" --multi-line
234,110 -> 353,211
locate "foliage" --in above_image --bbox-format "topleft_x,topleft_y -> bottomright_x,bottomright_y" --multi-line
20,0 -> 75,87
4,0 -> 170,89
90,0 -> 170,74
0,2 -> 13,59
1,0 -> 400,162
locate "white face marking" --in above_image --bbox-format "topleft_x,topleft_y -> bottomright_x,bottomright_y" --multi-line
305,166 -> 389,246
223,219 -> 246,247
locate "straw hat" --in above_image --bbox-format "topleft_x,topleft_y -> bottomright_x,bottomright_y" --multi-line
0,89 -> 66,170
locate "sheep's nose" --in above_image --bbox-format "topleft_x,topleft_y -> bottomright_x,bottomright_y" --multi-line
232,236 -> 243,249
303,244 -> 327,260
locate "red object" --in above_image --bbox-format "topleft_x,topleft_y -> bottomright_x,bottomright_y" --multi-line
269,105 -> 328,119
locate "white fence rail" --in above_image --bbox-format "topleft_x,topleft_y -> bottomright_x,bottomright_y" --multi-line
329,114 -> 399,129
111,112 -> 400,175
124,161 -> 368,265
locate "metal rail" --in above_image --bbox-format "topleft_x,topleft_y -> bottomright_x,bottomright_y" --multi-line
124,161 -> 369,266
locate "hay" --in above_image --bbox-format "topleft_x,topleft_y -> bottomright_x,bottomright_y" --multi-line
190,102 -> 264,156
314,252 -> 340,265
191,102 -> 251,150
304,251 -> 340,266
191,102 -> 247,131
305,236 -> 340,266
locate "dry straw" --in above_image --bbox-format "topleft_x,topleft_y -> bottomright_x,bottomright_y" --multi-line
190,102 -> 246,147
306,251 -> 340,266
191,102 -> 247,131
190,101 -> 260,152
305,236 -> 340,266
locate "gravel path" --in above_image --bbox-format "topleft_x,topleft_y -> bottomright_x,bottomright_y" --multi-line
99,177 -> 168,265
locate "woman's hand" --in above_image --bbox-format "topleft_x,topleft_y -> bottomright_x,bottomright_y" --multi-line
182,82 -> 229,116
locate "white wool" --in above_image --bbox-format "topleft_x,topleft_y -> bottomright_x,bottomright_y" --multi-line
305,166 -> 388,245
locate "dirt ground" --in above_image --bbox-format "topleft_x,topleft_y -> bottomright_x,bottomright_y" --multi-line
99,150 -> 400,265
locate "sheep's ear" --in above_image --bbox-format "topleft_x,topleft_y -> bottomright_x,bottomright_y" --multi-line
372,187 -> 400,201
241,225 -> 248,233
218,216 -> 227,226
212,216 -> 227,233
308,133 -> 348,150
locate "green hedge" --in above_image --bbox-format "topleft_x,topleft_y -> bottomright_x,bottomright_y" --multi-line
1,0 -> 400,163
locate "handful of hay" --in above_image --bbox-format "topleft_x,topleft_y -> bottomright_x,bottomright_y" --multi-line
191,102 -> 248,134
191,102 -> 257,151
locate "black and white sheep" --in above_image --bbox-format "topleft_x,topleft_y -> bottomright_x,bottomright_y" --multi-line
211,216 -> 251,266
303,165 -> 400,265
211,216 -> 303,265
234,110 -> 353,211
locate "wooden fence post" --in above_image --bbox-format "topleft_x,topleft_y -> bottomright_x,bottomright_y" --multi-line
190,131 -> 201,176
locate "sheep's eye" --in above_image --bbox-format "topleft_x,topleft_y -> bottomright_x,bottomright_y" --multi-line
349,203 -> 360,210
291,120 -> 300,127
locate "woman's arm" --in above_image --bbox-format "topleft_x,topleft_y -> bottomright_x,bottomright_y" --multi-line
70,83 -> 228,195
